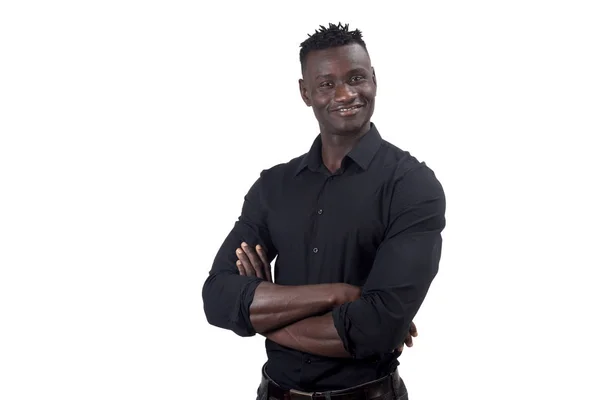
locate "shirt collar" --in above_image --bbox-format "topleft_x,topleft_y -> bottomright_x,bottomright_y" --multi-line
295,122 -> 383,175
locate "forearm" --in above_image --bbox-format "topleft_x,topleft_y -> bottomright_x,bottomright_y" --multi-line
264,312 -> 351,358
249,282 -> 340,334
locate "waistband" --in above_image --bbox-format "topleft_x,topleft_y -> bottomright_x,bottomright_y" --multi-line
260,363 -> 407,400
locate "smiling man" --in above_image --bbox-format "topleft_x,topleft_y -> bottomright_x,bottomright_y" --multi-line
202,23 -> 446,400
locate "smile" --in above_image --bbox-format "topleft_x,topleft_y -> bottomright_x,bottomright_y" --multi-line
335,105 -> 362,112
332,104 -> 363,117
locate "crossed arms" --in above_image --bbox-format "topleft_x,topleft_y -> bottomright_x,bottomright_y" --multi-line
202,165 -> 445,359
235,244 -> 415,358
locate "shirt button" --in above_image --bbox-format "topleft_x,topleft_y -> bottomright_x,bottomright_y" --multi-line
317,209 -> 323,215
306,359 -> 311,364
313,247 -> 319,253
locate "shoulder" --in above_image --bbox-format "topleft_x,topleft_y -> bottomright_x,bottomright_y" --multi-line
378,138 -> 444,201
257,153 -> 307,180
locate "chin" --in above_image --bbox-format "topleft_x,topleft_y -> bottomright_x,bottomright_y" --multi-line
331,119 -> 369,135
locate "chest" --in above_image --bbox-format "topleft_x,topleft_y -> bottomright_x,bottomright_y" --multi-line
266,170 -> 393,284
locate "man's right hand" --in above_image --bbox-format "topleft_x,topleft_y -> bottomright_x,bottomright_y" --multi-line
396,321 -> 418,353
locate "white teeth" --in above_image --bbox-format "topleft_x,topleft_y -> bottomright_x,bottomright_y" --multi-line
339,106 -> 360,112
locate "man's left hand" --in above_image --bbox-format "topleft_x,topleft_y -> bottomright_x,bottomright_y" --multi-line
236,242 -> 273,282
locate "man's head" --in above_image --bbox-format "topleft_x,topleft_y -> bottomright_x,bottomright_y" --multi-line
299,23 -> 377,137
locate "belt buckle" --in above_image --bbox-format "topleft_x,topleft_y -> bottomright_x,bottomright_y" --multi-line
289,388 -> 314,399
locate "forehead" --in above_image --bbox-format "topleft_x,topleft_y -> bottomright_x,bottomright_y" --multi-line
303,43 -> 371,78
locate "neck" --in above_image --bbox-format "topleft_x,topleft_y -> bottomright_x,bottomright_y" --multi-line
320,122 -> 371,173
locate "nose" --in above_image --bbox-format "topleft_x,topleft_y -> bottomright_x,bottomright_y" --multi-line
334,83 -> 357,103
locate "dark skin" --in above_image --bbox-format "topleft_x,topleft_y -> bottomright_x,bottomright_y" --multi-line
237,244 -> 417,358
235,43 -> 417,357
236,242 -> 361,334
299,42 -> 377,173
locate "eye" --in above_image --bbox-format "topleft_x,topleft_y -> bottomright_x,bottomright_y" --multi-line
319,81 -> 333,88
350,75 -> 365,83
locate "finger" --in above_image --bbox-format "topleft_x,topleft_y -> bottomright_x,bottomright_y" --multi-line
236,248 -> 253,276
397,345 -> 404,353
236,247 -> 256,276
409,322 -> 418,337
256,245 -> 272,282
236,260 -> 246,276
404,333 -> 413,347
241,242 -> 264,279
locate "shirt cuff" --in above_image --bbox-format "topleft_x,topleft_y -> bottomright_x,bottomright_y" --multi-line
230,277 -> 263,336
332,303 -> 356,358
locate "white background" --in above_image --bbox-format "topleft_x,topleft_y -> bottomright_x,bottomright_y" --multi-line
1,1 -> 599,399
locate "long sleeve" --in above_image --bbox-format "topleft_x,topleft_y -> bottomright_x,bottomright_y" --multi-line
202,171 -> 276,337
332,163 -> 446,359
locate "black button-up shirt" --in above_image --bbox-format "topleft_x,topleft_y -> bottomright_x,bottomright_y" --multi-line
202,123 -> 446,391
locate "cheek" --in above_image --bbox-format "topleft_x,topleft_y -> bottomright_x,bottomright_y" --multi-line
311,91 -> 330,108
362,86 -> 377,100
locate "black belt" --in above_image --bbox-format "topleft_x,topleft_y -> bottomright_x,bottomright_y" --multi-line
260,365 -> 407,400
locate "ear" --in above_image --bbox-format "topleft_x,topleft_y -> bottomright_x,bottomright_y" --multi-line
372,67 -> 377,87
298,78 -> 311,107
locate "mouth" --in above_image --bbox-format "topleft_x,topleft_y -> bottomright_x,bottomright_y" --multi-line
331,104 -> 363,117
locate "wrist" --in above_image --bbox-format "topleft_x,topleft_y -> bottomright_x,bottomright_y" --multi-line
329,283 -> 355,307
327,283 -> 342,307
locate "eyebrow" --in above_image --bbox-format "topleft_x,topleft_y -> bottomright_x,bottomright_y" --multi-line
315,68 -> 369,81
315,73 -> 335,80
347,67 -> 369,76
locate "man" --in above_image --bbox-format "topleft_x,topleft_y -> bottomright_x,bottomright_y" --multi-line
202,23 -> 445,400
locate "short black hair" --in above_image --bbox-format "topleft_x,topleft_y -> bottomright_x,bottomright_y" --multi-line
299,23 -> 367,70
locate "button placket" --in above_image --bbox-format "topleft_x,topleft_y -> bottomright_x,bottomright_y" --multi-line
310,175 -> 331,259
